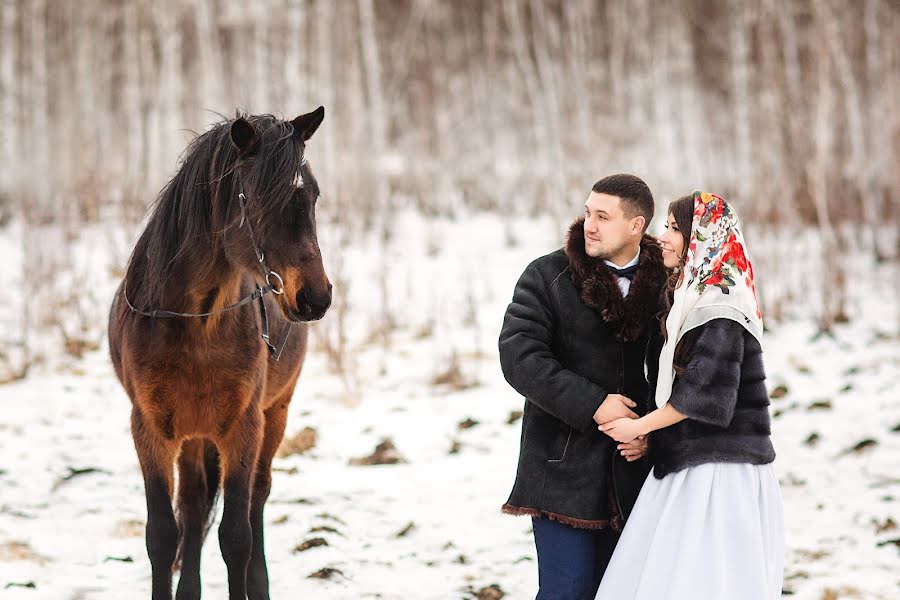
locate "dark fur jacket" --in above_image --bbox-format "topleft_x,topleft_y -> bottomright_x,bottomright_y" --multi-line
498,220 -> 667,528
646,318 -> 776,478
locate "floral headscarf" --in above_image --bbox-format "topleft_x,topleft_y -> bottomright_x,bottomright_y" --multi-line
655,191 -> 763,408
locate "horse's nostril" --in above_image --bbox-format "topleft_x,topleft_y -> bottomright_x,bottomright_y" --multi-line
295,287 -> 331,319
327,282 -> 333,293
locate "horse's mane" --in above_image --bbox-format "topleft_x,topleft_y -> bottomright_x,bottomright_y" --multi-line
123,114 -> 305,310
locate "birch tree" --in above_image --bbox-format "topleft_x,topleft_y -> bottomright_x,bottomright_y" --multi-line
0,0 -> 17,203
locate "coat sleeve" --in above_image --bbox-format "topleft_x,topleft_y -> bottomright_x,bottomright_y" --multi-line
667,319 -> 745,428
643,321 -> 664,450
498,264 -> 607,432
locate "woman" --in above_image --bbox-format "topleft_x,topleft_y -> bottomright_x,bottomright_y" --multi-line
595,191 -> 784,599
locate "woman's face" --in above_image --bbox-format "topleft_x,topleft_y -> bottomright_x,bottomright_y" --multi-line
659,212 -> 686,269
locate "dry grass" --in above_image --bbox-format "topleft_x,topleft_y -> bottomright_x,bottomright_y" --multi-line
0,540 -> 50,565
111,519 -> 145,538
431,351 -> 480,391
277,427 -> 318,458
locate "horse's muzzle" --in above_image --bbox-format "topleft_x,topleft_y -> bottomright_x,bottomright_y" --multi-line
290,284 -> 332,322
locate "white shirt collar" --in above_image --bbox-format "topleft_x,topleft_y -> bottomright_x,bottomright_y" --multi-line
604,248 -> 641,271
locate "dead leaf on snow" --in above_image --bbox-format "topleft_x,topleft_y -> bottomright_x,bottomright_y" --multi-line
349,438 -> 407,466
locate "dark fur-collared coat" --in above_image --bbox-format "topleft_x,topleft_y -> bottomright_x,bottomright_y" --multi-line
498,220 -> 668,528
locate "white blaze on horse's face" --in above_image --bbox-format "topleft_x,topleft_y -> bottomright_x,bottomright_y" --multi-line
292,157 -> 309,189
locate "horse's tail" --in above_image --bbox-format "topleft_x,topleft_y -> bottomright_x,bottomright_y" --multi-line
173,439 -> 221,572
201,439 -> 222,538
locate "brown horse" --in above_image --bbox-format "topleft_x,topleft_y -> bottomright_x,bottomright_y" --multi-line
108,108 -> 331,600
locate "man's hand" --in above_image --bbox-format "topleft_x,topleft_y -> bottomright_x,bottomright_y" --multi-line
617,436 -> 648,462
592,393 -> 638,426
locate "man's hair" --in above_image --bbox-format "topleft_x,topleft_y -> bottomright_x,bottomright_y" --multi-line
591,174 -> 654,230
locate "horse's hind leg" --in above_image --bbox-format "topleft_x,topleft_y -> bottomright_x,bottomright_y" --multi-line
175,439 -> 219,600
132,407 -> 179,600
247,399 -> 290,600
217,407 -> 263,599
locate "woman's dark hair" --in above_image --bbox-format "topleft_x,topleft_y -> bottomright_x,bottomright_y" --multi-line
659,195 -> 698,375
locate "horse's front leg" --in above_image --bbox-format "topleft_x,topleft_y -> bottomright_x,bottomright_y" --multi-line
132,407 -> 180,600
217,406 -> 263,600
247,399 -> 291,600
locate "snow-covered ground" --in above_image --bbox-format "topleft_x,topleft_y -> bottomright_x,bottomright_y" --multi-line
0,212 -> 897,599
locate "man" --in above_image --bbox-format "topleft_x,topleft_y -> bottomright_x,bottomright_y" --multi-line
499,174 -> 668,599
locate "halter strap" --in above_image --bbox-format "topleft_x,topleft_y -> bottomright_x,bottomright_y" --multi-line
122,189 -> 293,361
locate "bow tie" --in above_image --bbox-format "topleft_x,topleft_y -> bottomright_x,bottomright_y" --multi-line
607,263 -> 639,281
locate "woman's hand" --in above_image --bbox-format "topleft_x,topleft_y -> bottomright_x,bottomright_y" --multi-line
599,417 -> 647,443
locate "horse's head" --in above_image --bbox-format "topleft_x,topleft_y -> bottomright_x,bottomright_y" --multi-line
223,108 -> 332,322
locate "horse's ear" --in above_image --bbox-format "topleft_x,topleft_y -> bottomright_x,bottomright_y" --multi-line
230,117 -> 257,153
291,106 -> 325,142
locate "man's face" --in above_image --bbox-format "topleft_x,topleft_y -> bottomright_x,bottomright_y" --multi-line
583,192 -> 642,260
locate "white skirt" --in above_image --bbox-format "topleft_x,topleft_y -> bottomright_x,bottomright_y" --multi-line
596,462 -> 784,600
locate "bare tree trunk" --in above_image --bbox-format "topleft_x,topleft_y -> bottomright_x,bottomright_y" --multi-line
461,5 -> 493,208
649,1 -> 678,187
285,0 -> 307,111
28,0 -> 50,219
253,14 -> 269,112
626,0 -> 652,134
863,0 -> 889,260
562,0 -> 593,165
96,1 -> 118,195
809,11 -> 845,332
756,0 -> 788,216
606,0 -> 627,124
729,0 -> 753,200
819,0 -> 866,192
773,0 -> 808,221
193,0 -> 225,116
384,0 -> 427,113
358,0 -> 389,212
139,9 -> 162,198
155,1 -> 183,187
529,0 -> 566,212
315,0 -> 336,209
69,0 -> 88,198
0,0 -> 17,201
503,0 -> 546,212
122,3 -> 146,221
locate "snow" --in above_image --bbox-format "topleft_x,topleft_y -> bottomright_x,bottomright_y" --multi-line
0,212 -> 897,599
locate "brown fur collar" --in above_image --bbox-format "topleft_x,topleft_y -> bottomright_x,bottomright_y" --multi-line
564,218 -> 667,342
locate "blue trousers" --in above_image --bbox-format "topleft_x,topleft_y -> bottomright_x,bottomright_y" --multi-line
532,517 -> 620,600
